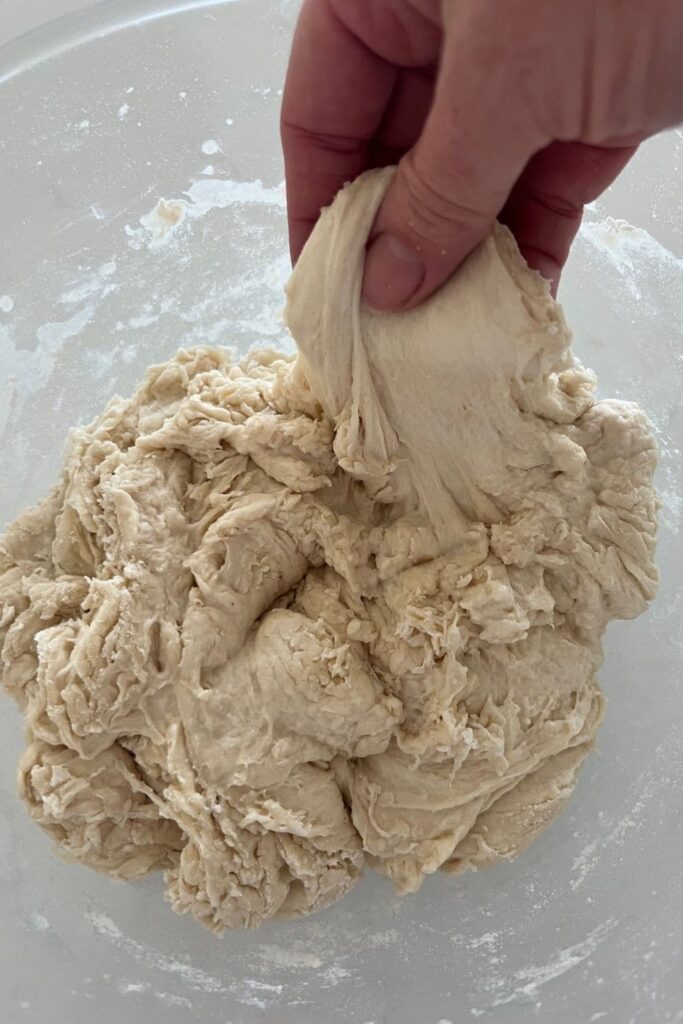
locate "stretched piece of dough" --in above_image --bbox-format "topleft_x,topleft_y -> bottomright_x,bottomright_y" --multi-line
0,170 -> 658,929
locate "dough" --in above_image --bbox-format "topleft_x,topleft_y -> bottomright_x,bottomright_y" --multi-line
0,169 -> 658,930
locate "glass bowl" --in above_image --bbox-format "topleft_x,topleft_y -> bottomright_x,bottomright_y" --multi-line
1,3 -> 681,1021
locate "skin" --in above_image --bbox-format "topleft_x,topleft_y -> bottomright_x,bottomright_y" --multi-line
281,0 -> 683,310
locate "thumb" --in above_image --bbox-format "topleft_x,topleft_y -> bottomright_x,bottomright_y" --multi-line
362,30 -> 546,311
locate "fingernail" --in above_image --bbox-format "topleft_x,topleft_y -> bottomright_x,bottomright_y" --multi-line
362,233 -> 425,310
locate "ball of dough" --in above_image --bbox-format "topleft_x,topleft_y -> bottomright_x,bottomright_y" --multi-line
0,170 -> 658,929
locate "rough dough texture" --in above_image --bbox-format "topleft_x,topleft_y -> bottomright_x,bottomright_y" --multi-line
0,169 -> 658,930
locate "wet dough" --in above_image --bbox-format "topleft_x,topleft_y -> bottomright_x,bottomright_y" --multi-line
0,169 -> 658,929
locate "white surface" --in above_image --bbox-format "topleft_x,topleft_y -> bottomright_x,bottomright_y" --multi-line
0,2 -> 682,1022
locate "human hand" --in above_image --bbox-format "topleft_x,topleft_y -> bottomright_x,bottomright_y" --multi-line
281,0 -> 683,310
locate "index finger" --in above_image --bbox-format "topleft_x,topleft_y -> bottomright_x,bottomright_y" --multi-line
280,0 -> 396,262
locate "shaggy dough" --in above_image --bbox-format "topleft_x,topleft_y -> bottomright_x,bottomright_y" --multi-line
0,169 -> 658,930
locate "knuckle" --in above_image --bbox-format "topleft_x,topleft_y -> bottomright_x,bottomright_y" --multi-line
329,0 -> 440,66
280,118 -> 366,158
396,153 -> 487,246
524,183 -> 583,221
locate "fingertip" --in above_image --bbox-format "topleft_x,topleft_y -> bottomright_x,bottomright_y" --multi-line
362,232 -> 426,310
360,148 -> 503,311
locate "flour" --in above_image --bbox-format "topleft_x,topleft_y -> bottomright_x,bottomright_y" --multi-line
28,912 -> 49,931
28,304 -> 98,383
125,178 -> 285,252
87,912 -> 228,993
580,216 -> 683,306
118,979 -> 192,1007
473,918 -> 619,1012
255,946 -> 323,971
571,727 -> 682,891
86,911 -> 280,1009
469,931 -> 500,950
59,262 -> 117,307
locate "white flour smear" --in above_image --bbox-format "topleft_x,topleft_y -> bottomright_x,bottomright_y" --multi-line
580,216 -> 683,308
85,911 -> 362,1009
125,178 -> 286,251
471,918 -> 619,1014
571,725 -> 683,890
86,912 -> 283,1010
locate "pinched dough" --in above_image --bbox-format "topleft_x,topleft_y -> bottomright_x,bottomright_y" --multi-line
0,169 -> 658,929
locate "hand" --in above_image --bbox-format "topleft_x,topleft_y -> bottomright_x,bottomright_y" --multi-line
281,0 -> 683,310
